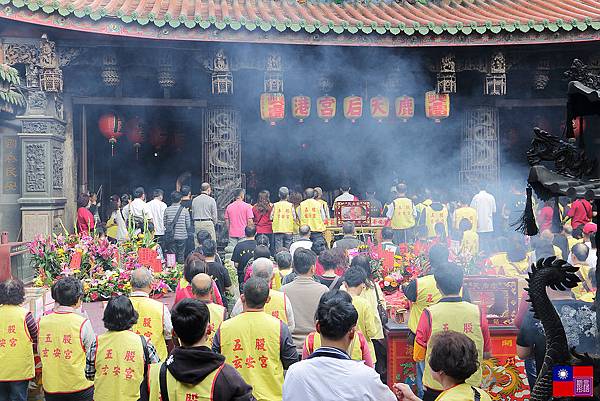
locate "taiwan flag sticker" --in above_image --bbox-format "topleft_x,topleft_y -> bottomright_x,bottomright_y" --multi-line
553,366 -> 593,397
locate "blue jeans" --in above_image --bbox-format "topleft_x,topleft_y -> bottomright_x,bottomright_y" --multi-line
416,361 -> 425,398
0,380 -> 29,401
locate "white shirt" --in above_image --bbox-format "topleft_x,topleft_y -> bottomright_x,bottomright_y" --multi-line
470,190 -> 496,233
283,353 -> 396,401
147,198 -> 168,235
334,192 -> 355,203
129,198 -> 153,222
289,239 -> 313,257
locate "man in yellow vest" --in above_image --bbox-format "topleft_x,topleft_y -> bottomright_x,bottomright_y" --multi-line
271,186 -> 296,250
314,187 -> 331,219
231,258 -> 295,331
402,244 -> 447,398
129,268 -> 172,361
386,183 -> 416,244
453,197 -> 478,234
0,279 -> 37,401
413,263 -> 491,401
424,199 -> 449,239
39,276 -> 96,401
85,295 -> 160,401
191,273 -> 228,347
298,188 -> 327,243
212,277 -> 298,401
145,298 -> 253,401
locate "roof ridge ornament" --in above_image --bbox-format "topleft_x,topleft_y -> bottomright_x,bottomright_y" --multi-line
564,59 -> 600,90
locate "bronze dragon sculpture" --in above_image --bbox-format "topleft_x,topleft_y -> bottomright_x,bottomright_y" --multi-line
526,257 -> 600,401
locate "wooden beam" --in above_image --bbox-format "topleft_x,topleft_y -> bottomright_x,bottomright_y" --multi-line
72,97 -> 207,108
495,98 -> 566,108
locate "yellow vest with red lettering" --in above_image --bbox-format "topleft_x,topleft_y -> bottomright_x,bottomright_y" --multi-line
460,231 -> 479,257
0,305 -> 34,381
264,290 -> 288,324
454,207 -> 478,233
305,331 -> 363,361
219,311 -> 282,401
391,198 -> 416,230
350,294 -> 378,363
425,205 -> 448,238
423,301 -> 484,391
489,253 -> 528,277
129,296 -> 168,361
272,201 -> 295,234
148,362 -> 222,401
39,312 -> 91,393
435,383 -> 492,401
407,275 -> 443,333
206,302 -> 226,347
94,330 -> 145,401
299,199 -> 326,233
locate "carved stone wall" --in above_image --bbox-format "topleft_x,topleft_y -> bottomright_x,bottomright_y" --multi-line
52,146 -> 63,190
203,107 -> 241,218
460,106 -> 499,192
24,143 -> 46,192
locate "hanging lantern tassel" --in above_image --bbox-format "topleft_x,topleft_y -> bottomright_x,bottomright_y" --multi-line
551,196 -> 562,234
512,186 -> 539,236
109,137 -> 117,157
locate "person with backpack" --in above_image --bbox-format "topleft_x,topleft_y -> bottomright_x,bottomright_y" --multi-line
85,295 -> 160,401
164,191 -> 192,263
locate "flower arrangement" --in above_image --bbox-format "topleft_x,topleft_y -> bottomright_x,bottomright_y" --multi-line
29,231 -> 181,302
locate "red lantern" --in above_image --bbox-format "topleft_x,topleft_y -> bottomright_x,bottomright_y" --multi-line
425,91 -> 450,123
292,95 -> 311,123
260,93 -> 285,126
98,113 -> 123,156
317,96 -> 336,122
125,116 -> 145,160
370,96 -> 389,122
344,96 -> 363,123
395,96 -> 414,122
149,125 -> 167,149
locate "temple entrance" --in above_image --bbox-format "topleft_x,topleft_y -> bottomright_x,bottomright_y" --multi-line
74,97 -> 207,213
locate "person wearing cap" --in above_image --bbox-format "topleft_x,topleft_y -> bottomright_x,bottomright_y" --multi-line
271,186 -> 296,250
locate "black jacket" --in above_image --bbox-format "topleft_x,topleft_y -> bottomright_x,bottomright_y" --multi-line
140,346 -> 255,401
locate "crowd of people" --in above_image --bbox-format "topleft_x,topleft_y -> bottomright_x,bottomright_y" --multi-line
6,179 -> 597,401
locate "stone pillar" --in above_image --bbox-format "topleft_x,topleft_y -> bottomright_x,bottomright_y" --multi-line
14,36 -> 67,240
459,106 -> 499,193
202,107 -> 241,220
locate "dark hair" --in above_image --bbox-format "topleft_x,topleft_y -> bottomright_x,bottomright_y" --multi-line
311,238 -> 327,255
318,250 -> 338,272
293,248 -> 317,275
350,254 -> 372,280
342,222 -> 355,235
256,190 -> 271,214
340,181 -> 351,192
202,239 -> 217,257
121,193 -> 131,204
428,244 -> 449,270
343,267 -> 367,288
171,298 -> 210,346
573,226 -> 584,240
107,194 -> 121,217
316,290 -> 358,340
434,263 -> 463,295
103,295 -> 138,331
180,185 -> 191,196
254,245 -> 271,259
572,243 -> 590,262
381,227 -> 394,240
52,276 -> 83,306
153,189 -> 164,198
0,278 -> 25,305
428,331 -> 479,382
243,277 -> 270,308
458,218 -> 472,233
133,187 -> 145,199
245,225 -> 257,237
171,191 -> 183,203
233,188 -> 245,199
77,193 -> 90,208
507,238 -> 527,262
275,251 -> 292,269
590,233 -> 596,249
256,234 -> 270,247
184,257 -> 208,283
196,230 -> 212,246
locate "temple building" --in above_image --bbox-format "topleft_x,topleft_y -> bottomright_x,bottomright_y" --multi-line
0,0 -> 599,245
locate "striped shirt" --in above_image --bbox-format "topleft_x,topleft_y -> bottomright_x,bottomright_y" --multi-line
163,203 -> 191,240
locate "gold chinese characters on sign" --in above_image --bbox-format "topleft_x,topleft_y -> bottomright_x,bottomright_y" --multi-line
3,136 -> 19,194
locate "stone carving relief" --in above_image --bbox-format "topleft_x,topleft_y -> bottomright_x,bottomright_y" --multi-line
57,47 -> 83,67
25,143 -> 46,192
52,146 -> 63,190
22,120 -> 66,137
3,43 -> 39,65
28,91 -> 47,110
54,96 -> 64,120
